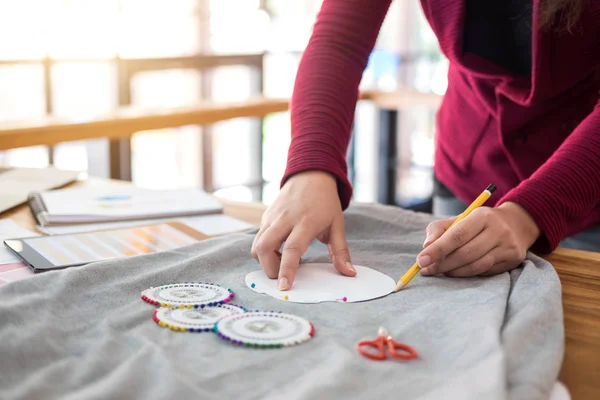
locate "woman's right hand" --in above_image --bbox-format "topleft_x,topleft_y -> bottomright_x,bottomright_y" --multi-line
251,170 -> 356,291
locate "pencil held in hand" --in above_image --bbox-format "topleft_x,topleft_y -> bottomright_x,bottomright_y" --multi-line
394,184 -> 497,292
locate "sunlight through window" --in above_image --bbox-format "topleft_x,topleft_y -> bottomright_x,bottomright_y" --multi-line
0,0 -> 445,207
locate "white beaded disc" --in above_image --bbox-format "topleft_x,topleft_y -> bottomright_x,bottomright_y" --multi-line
141,282 -> 234,308
214,311 -> 314,348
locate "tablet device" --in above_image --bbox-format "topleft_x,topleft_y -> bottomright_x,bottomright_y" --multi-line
3,221 -> 208,272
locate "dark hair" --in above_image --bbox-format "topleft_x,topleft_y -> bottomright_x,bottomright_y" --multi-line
539,0 -> 587,33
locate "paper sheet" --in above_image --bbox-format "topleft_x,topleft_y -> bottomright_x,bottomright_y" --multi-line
38,214 -> 255,236
0,220 -> 38,284
245,263 -> 396,303
0,166 -> 79,213
39,187 -> 222,220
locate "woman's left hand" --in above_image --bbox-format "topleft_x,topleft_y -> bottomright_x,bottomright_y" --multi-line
417,202 -> 541,277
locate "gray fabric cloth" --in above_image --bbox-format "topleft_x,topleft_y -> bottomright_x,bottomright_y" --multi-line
433,194 -> 600,252
0,203 -> 564,400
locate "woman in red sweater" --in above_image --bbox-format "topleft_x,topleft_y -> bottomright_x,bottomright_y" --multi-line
252,0 -> 600,291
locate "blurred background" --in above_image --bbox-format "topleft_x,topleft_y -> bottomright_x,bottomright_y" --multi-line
0,0 -> 447,210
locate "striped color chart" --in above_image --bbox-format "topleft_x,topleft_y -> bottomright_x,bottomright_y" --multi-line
26,223 -> 198,266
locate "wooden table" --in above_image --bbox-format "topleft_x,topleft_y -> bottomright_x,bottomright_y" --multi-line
2,178 -> 599,399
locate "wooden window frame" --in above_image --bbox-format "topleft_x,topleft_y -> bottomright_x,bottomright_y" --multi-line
0,0 -> 268,200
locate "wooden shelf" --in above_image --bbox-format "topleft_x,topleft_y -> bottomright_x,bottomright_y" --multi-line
0,88 -> 442,151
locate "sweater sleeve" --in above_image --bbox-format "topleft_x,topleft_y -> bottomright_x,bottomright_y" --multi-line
497,104 -> 600,253
281,0 -> 393,210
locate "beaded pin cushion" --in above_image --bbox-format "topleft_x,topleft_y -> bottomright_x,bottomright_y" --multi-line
214,311 -> 315,348
153,303 -> 247,332
141,282 -> 234,308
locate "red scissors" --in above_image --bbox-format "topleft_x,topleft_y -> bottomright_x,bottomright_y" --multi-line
357,327 -> 418,361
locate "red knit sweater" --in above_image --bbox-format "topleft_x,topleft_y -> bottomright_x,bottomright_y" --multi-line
282,0 -> 600,253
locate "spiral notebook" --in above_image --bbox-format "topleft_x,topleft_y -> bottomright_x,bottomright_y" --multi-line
27,186 -> 224,227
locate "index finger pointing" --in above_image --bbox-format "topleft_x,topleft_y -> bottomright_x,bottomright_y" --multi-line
278,224 -> 315,291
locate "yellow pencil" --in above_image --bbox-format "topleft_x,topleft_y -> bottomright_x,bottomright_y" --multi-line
394,183 -> 497,292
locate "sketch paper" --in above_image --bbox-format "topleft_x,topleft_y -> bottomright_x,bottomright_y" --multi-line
245,263 -> 396,303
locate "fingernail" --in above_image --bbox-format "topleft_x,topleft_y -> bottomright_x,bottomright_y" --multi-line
420,267 -> 430,276
278,277 -> 289,290
346,261 -> 356,273
418,255 -> 431,268
423,234 -> 432,247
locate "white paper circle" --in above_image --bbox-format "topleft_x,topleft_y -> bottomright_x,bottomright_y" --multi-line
245,263 -> 396,303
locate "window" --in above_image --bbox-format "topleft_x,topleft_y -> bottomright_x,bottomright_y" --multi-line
130,69 -> 203,189
0,0 -> 262,190
209,1 -> 269,54
211,66 -> 258,193
391,5 -> 446,209
0,0 -> 444,209
52,62 -> 117,172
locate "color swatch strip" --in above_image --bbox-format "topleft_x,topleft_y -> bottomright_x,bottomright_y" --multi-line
27,224 -> 198,266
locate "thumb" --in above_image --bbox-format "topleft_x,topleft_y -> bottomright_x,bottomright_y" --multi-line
327,216 -> 356,277
423,216 -> 457,248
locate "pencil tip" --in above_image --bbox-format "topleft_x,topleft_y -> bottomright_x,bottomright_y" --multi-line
394,282 -> 405,292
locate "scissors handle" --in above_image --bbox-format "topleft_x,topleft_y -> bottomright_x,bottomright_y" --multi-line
386,338 -> 418,360
357,338 -> 387,361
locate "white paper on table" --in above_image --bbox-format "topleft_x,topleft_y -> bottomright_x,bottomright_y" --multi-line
0,220 -> 39,265
178,214 -> 254,236
39,187 -> 222,220
245,263 -> 396,304
38,214 -> 255,236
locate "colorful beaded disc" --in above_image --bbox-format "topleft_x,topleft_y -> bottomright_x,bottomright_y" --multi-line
141,282 -> 234,308
153,303 -> 247,332
214,311 -> 315,348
